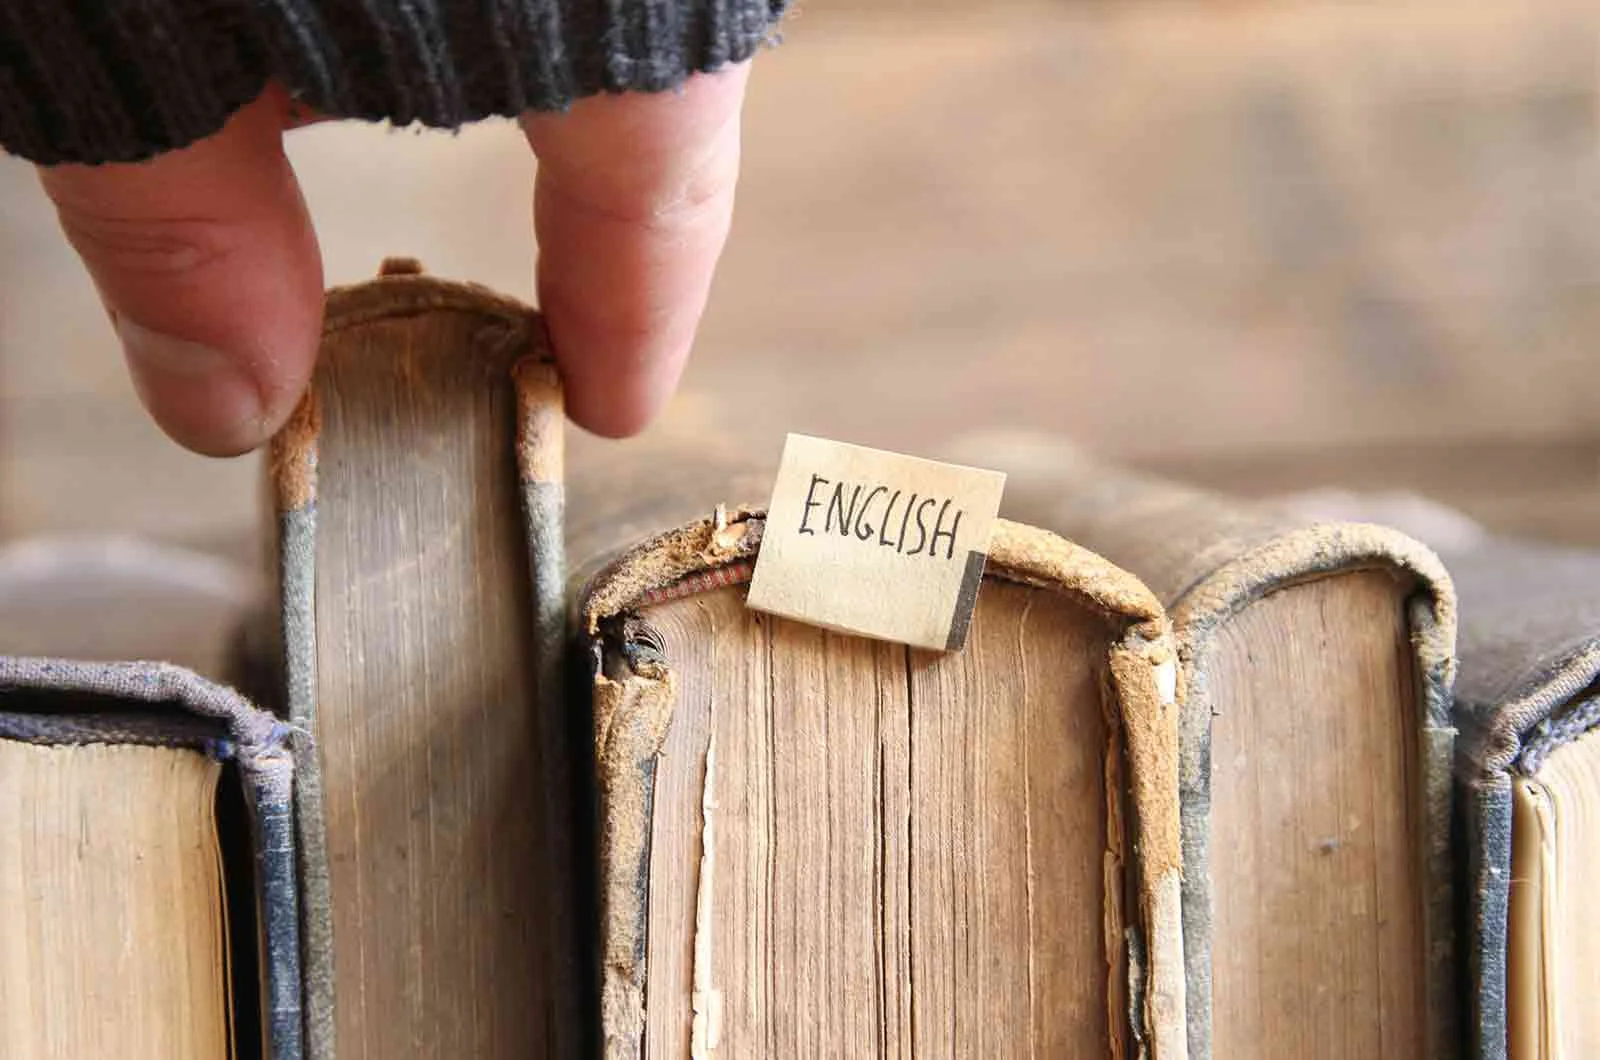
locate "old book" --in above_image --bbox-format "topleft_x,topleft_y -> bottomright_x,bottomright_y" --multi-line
266,261 -> 577,1060
1252,490 -> 1600,1060
1436,539 -> 1600,1060
950,434 -> 1459,1060
0,657 -> 300,1059
566,452 -> 1188,1058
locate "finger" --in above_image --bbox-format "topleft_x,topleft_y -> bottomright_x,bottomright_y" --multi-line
38,89 -> 322,456
522,64 -> 749,437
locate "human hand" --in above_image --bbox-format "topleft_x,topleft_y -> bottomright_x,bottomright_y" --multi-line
36,64 -> 749,455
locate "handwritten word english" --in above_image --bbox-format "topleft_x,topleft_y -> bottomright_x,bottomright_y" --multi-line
796,475 -> 966,560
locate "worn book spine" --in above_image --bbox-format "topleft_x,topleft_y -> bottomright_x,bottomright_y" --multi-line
1162,520 -> 1457,1060
1442,539 -> 1600,1060
570,498 -> 1188,1059
268,264 -> 569,1060
949,433 -> 1460,1060
0,657 -> 302,1060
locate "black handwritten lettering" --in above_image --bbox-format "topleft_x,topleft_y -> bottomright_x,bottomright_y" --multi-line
824,482 -> 848,535
790,473 -> 974,562
929,500 -> 963,560
855,486 -> 887,541
879,490 -> 903,548
826,483 -> 864,536
798,474 -> 828,535
896,492 -> 917,552
905,497 -> 936,556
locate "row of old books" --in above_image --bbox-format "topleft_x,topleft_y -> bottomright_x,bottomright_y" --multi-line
2,266 -> 1593,1060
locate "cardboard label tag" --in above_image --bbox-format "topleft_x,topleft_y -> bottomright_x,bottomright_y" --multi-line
746,434 -> 1006,651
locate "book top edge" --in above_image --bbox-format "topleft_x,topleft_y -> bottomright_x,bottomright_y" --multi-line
945,431 -> 1458,686
270,272 -> 562,512
573,507 -> 1168,644
0,656 -> 289,766
323,271 -> 545,345
1446,539 -> 1600,775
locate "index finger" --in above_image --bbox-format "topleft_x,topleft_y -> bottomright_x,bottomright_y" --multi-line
521,64 -> 749,438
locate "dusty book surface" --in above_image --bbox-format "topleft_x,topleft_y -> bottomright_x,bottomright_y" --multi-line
1442,539 -> 1600,1060
950,433 -> 1459,1060
571,481 -> 1187,1059
267,264 -> 575,1060
0,657 -> 299,1060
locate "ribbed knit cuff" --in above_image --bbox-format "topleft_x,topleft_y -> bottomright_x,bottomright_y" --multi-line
0,0 -> 788,166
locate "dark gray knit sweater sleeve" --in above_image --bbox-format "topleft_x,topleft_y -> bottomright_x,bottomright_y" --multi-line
0,0 -> 788,166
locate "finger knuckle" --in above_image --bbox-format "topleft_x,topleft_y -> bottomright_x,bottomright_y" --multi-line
55,209 -> 241,278
544,140 -> 739,232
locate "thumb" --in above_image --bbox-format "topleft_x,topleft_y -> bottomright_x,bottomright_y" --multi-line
38,90 -> 322,457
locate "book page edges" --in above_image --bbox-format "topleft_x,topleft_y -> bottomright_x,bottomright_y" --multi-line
1475,679 -> 1600,1060
269,273 -> 559,515
0,658 -> 301,1059
1161,522 -> 1460,1060
263,271 -> 562,1060
577,509 -> 1186,1060
1508,776 -> 1553,1060
971,434 -> 1459,1060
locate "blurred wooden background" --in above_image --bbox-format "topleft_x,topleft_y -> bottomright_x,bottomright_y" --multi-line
3,0 -> 1598,570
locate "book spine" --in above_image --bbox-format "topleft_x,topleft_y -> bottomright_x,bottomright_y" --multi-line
268,396 -> 335,1060
516,357 -> 567,781
268,276 -> 570,1060
1111,637 -> 1188,1060
576,514 -> 1187,1058
0,657 -> 304,1060
247,751 -> 305,1060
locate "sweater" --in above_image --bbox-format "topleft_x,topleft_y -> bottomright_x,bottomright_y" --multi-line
0,0 -> 789,167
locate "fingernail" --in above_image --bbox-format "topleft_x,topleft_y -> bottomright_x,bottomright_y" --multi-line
114,315 -> 267,456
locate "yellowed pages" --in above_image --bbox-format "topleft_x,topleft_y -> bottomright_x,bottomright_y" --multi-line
0,742 -> 228,1059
